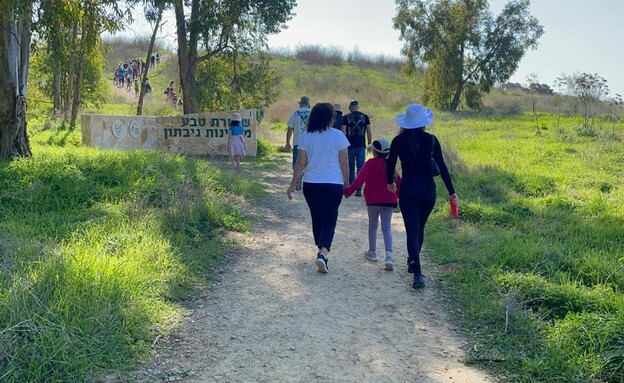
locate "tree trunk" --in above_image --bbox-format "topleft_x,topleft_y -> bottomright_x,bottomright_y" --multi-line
174,0 -> 199,114
449,43 -> 465,112
64,20 -> 78,119
137,9 -> 162,116
52,62 -> 62,118
0,7 -> 32,160
449,81 -> 464,112
70,35 -> 86,127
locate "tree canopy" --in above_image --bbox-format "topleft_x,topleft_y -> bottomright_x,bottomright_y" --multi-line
173,0 -> 296,113
393,0 -> 544,111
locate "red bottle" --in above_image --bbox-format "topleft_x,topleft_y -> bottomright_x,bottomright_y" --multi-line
450,197 -> 459,218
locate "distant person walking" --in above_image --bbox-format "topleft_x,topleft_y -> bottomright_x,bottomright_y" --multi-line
287,103 -> 350,274
342,100 -> 372,196
387,104 -> 458,289
165,81 -> 176,104
332,103 -> 343,130
285,96 -> 311,190
145,78 -> 152,100
344,138 -> 401,270
228,113 -> 246,173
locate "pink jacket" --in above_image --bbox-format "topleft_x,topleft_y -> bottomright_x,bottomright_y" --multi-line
344,157 -> 401,205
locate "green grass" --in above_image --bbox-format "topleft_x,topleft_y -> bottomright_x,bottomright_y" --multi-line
413,114 -> 624,382
0,128 -> 265,381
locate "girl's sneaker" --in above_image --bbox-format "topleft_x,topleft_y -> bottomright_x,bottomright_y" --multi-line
316,253 -> 329,273
384,251 -> 394,271
364,250 -> 379,262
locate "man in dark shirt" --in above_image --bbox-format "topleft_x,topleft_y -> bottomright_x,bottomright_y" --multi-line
342,100 -> 372,196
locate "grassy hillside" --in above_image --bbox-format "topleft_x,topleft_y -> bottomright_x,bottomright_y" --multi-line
2,45 -> 623,382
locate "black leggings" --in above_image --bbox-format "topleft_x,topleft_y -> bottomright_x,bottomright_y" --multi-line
399,177 -> 436,275
302,182 -> 344,252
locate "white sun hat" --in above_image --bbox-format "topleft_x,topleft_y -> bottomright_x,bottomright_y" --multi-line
395,103 -> 434,129
231,112 -> 242,122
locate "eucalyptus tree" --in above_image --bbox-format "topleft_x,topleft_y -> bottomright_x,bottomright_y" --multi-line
393,0 -> 543,111
0,0 -> 33,159
0,0 -> 126,160
172,0 -> 296,114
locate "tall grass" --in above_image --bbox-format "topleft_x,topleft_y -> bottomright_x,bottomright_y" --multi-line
408,114 -> 624,382
0,136 -> 263,381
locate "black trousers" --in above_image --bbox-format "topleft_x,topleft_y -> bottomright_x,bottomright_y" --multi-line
399,176 -> 436,275
302,182 -> 344,252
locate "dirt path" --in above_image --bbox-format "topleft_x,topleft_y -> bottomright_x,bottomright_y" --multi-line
108,160 -> 495,383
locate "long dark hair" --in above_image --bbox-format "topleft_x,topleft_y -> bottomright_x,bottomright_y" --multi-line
401,128 -> 420,159
307,103 -> 335,133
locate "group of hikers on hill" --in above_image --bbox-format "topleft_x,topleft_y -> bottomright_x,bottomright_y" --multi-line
112,53 -> 181,108
114,58 -> 149,97
284,96 -> 458,290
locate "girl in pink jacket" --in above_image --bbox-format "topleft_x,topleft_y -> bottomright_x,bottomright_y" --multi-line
344,138 -> 401,270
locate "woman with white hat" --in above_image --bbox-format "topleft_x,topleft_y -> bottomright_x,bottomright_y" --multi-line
387,104 -> 458,289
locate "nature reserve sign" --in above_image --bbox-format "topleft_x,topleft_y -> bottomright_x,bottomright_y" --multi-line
81,109 -> 257,156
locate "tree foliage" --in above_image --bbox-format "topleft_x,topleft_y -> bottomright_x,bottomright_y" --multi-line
173,0 -> 295,113
393,0 -> 544,111
195,52 -> 279,112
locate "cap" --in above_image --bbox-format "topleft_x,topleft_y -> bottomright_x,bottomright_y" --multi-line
231,112 -> 242,122
299,96 -> 310,106
334,103 -> 342,112
367,138 -> 391,154
349,100 -> 358,106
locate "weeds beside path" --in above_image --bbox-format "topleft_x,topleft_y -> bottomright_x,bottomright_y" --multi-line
104,158 -> 494,383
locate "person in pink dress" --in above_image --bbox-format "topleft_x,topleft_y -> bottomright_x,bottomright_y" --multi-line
228,113 -> 246,173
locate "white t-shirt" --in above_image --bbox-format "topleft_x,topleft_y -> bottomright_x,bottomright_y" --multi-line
299,128 -> 350,184
287,107 -> 310,146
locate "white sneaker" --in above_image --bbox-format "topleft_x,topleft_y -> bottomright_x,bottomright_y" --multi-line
384,252 -> 394,271
364,251 -> 379,262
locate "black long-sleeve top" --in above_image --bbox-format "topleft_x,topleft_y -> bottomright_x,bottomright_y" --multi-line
386,129 -> 455,195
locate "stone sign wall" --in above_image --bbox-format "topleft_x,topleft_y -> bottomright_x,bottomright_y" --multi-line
81,109 -> 257,156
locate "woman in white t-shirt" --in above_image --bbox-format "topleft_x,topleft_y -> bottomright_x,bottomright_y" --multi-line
287,103 -> 350,273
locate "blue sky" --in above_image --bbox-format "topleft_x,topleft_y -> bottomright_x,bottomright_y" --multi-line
267,0 -> 624,96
